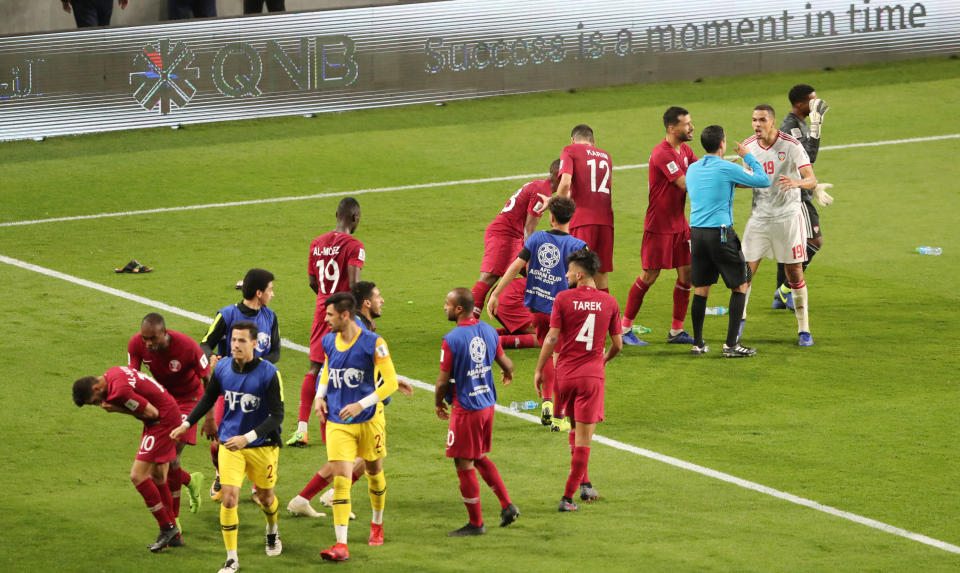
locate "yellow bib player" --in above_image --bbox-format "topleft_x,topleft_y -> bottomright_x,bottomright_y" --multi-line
314,292 -> 398,561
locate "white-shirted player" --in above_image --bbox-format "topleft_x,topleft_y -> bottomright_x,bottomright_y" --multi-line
740,104 -> 817,348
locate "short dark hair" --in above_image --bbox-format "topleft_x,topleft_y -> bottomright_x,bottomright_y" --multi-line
566,248 -> 600,277
72,376 -> 98,407
141,312 -> 165,330
242,268 -> 274,300
663,106 -> 689,129
231,320 -> 259,339
325,292 -> 356,316
451,287 -> 474,314
351,281 -> 377,304
570,124 -> 594,142
548,196 -> 576,224
701,125 -> 726,153
788,84 -> 815,105
754,104 -> 776,118
336,197 -> 361,221
549,158 -> 561,178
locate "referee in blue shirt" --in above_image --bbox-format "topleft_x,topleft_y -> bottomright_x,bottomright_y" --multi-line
686,125 -> 771,357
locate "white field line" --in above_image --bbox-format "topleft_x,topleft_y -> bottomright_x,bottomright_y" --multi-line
3,251 -> 958,556
2,133 -> 958,229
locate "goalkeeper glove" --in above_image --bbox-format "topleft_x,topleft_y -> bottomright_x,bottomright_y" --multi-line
808,98 -> 829,139
813,183 -> 834,206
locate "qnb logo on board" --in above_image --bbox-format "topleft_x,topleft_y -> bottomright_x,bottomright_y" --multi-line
129,39 -> 199,115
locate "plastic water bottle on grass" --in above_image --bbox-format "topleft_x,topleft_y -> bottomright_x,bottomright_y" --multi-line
510,400 -> 538,411
705,306 -> 728,315
916,246 -> 942,255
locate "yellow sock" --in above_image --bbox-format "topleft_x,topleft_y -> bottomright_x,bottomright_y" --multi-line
332,475 -> 352,526
261,496 -> 279,534
220,504 -> 239,552
367,470 -> 386,523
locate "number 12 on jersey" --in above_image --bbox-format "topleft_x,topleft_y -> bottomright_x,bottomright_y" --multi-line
586,159 -> 611,194
316,259 -> 341,294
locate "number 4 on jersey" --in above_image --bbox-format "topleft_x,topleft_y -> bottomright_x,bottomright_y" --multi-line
575,313 -> 597,350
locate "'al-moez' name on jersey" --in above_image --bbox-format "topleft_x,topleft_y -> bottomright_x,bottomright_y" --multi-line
313,245 -> 343,257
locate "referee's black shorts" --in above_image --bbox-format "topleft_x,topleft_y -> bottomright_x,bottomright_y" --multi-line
691,227 -> 750,289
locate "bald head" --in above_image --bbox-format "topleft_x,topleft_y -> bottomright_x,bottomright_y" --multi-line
444,288 -> 475,321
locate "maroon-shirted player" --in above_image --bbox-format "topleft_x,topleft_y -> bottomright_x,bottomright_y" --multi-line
128,312 -> 211,520
289,197 -> 365,447
73,366 -> 184,551
622,107 -> 698,347
534,248 -> 622,512
556,124 -> 615,292
491,277 -> 539,350
471,160 -> 559,318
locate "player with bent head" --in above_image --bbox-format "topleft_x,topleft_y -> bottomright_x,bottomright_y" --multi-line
436,288 -> 519,536
315,292 -> 399,561
73,366 -> 184,551
536,248 -> 622,511
128,312 -> 211,522
556,124 -> 615,293
621,106 -> 697,347
172,321 -> 285,573
288,197 -> 366,448
471,159 -> 559,318
741,105 -> 818,347
487,196 -> 587,430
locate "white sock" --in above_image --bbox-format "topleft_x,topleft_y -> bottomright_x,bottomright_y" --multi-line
227,549 -> 238,561
297,421 -> 308,434
742,285 -> 752,320
266,522 -> 278,535
371,509 -> 383,525
792,283 -> 809,332
669,328 -> 682,337
335,524 -> 349,544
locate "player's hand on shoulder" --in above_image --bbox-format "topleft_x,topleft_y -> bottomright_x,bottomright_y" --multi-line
209,354 -> 221,370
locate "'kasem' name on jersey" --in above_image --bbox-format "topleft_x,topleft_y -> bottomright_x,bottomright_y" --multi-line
572,300 -> 603,311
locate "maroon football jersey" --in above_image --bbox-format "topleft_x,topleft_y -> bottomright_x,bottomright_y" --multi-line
559,143 -> 614,228
104,366 -> 181,425
550,286 -> 621,380
308,231 -> 366,302
128,330 -> 209,400
646,139 -> 697,234
486,178 -> 551,239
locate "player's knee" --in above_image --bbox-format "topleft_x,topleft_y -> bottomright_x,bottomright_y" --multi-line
640,269 -> 660,284
256,488 -> 275,507
220,488 -> 239,508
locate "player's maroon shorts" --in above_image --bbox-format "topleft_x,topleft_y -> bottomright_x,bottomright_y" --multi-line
445,405 -> 494,459
532,311 -> 551,344
173,390 -> 202,445
556,375 -> 605,424
481,230 -> 523,276
641,228 -> 691,270
309,307 -> 332,363
496,285 -> 534,334
136,420 -> 178,463
570,224 -> 614,272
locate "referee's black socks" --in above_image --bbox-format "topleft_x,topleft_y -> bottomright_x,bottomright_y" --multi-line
691,294 -> 707,347
727,292 -> 746,347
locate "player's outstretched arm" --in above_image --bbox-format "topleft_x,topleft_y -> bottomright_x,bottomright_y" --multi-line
534,327 -> 561,393
487,257 -> 525,319
434,370 -> 452,420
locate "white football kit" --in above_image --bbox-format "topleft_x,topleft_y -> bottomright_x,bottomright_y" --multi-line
741,131 -> 811,263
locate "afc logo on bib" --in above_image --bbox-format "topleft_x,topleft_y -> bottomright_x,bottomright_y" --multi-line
537,243 -> 561,269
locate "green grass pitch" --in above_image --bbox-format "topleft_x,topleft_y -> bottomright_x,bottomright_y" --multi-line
1,57 -> 958,572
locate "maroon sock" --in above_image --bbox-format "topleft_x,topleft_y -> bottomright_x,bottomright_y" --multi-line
496,327 -> 510,335
352,468 -> 364,484
672,281 -> 692,331
157,480 -> 175,523
564,447 -> 591,499
499,333 -> 539,349
471,281 -> 493,319
178,467 -> 191,486
456,469 -> 483,526
299,472 -> 330,501
210,441 -> 219,469
475,456 -> 511,509
298,372 -> 317,424
625,278 -> 651,321
167,471 -> 182,518
136,479 -> 174,528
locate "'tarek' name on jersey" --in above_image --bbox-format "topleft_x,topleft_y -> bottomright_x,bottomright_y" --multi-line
559,143 -> 614,228
550,287 -> 621,380
128,330 -> 210,399
309,231 -> 366,304
486,178 -> 551,239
